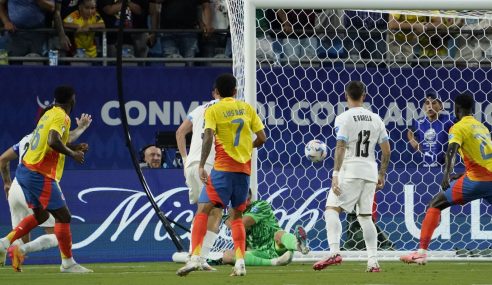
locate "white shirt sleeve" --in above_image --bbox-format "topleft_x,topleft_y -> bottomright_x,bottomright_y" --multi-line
187,106 -> 201,122
334,114 -> 349,142
377,117 -> 389,144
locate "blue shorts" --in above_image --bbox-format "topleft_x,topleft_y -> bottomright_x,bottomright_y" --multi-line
444,175 -> 492,205
198,168 -> 250,211
15,164 -> 66,210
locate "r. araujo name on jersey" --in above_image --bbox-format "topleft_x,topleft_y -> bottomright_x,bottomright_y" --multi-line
185,99 -> 219,168
334,107 -> 389,182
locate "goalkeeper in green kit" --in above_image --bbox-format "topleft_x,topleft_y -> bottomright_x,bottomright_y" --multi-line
212,190 -> 310,266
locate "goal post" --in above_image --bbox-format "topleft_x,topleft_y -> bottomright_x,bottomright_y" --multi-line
239,0 -> 492,201
179,0 -> 492,263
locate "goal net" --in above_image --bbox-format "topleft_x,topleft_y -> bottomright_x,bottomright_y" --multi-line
200,0 -> 492,262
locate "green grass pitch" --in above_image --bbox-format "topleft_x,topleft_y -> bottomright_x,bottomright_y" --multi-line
2,261 -> 492,285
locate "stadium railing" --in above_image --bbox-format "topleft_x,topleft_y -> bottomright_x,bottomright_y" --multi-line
0,27 -> 491,66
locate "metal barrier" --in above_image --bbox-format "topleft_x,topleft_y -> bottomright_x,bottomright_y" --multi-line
0,27 -> 490,66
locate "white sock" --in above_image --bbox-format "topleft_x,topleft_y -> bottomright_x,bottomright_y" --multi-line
417,249 -> 427,255
61,257 -> 76,268
235,258 -> 245,268
200,231 -> 218,259
357,216 -> 378,261
324,209 -> 342,255
12,239 -> 23,247
20,234 -> 58,255
0,238 -> 11,250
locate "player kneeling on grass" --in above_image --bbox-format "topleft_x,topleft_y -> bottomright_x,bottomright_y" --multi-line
210,190 -> 309,267
400,93 -> 492,265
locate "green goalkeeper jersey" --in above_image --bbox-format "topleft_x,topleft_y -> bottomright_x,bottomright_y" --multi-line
244,200 -> 281,251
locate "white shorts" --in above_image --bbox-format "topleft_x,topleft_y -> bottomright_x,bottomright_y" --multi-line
184,162 -> 213,204
8,178 -> 55,228
326,176 -> 376,214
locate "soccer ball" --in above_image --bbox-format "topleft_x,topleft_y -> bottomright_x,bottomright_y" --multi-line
304,139 -> 327,163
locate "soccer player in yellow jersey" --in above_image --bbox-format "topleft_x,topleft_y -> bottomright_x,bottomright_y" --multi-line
401,93 -> 492,265
0,86 -> 92,273
177,73 -> 267,277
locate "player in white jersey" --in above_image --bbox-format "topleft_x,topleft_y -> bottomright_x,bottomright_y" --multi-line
313,81 -> 391,273
0,111 -> 92,271
176,90 -> 220,270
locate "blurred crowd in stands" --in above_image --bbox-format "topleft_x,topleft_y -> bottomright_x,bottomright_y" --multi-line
0,1 -> 491,66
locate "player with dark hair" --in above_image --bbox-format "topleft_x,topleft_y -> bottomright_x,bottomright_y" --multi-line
0,111 -> 92,271
407,91 -> 454,167
344,80 -> 366,101
313,80 -> 391,272
176,87 -> 221,270
0,85 -> 92,273
177,73 -> 267,277
401,93 -> 492,265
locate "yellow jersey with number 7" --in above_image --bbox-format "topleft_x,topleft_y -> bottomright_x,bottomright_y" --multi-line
448,116 -> 492,181
23,106 -> 71,181
204,97 -> 264,175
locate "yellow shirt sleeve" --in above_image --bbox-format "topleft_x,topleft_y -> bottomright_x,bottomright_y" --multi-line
49,112 -> 68,137
249,105 -> 264,133
204,106 -> 217,131
448,124 -> 463,146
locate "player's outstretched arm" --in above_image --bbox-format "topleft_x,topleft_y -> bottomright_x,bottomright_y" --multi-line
441,142 -> 460,190
69,113 -> 93,143
175,118 -> 193,164
377,141 -> 391,190
253,130 -> 267,148
0,147 -> 17,197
